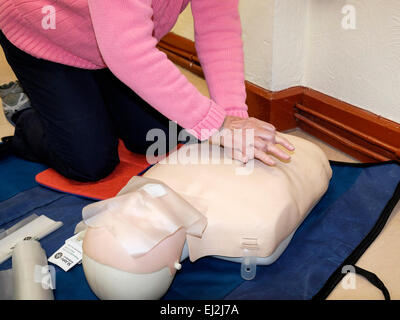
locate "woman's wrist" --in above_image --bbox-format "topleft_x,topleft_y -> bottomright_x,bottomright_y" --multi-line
225,109 -> 249,119
219,116 -> 227,131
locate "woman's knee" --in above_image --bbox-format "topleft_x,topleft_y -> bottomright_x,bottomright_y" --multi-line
62,151 -> 120,182
49,138 -> 119,182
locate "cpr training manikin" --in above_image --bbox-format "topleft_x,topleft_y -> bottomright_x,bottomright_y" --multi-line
80,133 -> 333,300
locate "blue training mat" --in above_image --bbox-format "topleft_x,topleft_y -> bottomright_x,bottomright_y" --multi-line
0,155 -> 399,300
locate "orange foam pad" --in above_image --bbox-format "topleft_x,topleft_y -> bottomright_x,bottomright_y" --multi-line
35,141 -> 152,200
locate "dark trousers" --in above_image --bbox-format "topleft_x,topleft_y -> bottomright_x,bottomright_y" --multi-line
0,31 -> 184,182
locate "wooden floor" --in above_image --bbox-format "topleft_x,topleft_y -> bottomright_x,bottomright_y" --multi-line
0,46 -> 399,300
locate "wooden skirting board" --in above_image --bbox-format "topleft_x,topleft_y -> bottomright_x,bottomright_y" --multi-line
157,33 -> 400,163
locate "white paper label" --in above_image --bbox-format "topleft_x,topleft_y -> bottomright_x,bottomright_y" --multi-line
48,231 -> 85,271
65,231 -> 84,252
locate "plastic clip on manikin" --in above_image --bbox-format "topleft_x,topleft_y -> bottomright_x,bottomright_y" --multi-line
240,238 -> 258,280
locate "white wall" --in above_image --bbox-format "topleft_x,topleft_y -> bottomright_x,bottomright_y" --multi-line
172,0 -> 400,124
172,1 -> 275,89
305,0 -> 400,124
171,3 -> 195,41
270,0 -> 309,91
238,0 -> 274,89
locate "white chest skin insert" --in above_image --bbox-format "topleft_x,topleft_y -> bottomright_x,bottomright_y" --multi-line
81,133 -> 332,300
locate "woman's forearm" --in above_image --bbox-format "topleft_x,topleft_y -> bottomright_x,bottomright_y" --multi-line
191,0 -> 248,118
88,0 -> 227,140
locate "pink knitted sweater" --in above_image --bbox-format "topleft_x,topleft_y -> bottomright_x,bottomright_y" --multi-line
0,0 -> 248,139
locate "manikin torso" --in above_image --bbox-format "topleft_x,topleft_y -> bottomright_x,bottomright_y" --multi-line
81,133 -> 332,299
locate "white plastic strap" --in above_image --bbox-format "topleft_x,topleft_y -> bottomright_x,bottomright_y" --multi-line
240,238 -> 258,281
0,214 -> 63,264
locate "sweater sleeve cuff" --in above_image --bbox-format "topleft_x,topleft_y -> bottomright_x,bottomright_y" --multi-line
187,101 -> 227,141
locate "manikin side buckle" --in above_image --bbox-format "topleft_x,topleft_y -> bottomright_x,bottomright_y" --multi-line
240,238 -> 258,280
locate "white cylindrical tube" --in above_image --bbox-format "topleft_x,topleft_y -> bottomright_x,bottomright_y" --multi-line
12,239 -> 54,300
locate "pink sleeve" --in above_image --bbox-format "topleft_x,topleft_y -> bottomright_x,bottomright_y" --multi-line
87,0 -> 226,140
191,0 -> 249,119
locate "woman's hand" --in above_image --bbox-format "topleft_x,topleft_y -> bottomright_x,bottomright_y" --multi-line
210,116 -> 295,165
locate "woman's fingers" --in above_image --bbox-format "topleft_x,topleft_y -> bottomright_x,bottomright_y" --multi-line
252,119 -> 295,153
266,144 -> 291,161
253,137 -> 291,161
253,127 -> 276,143
275,134 -> 295,151
254,149 -> 276,166
219,116 -> 296,166
224,146 -> 249,163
